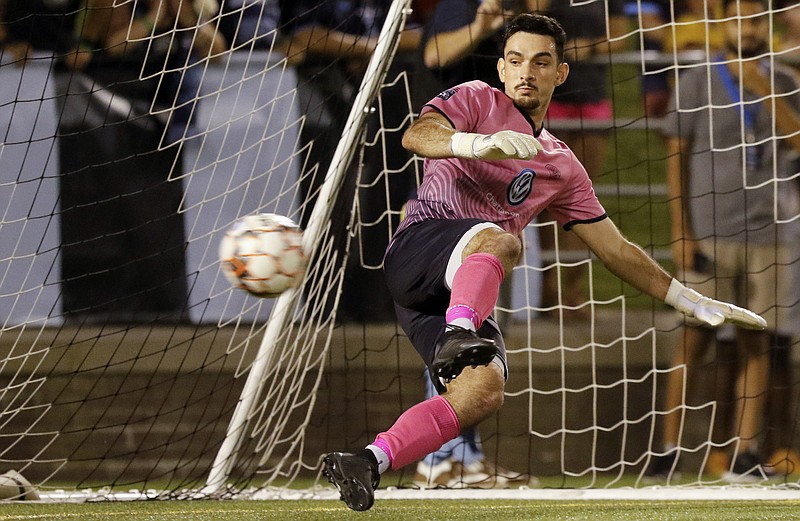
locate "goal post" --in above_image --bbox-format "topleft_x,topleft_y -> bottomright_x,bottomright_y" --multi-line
202,0 -> 413,494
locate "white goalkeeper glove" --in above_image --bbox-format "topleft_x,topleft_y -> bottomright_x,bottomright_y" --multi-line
450,130 -> 543,160
664,278 -> 767,330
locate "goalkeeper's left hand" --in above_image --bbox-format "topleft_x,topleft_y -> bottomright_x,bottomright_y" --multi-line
664,278 -> 767,330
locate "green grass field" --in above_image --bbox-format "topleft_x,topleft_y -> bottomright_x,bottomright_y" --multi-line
3,499 -> 800,520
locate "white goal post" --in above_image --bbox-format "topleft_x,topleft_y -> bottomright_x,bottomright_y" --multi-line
202,0 -> 414,494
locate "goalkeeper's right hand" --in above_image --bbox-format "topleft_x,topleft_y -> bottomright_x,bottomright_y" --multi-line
450,130 -> 543,160
664,278 -> 767,330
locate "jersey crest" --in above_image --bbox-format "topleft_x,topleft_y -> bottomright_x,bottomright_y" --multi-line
436,88 -> 459,101
544,163 -> 561,179
507,169 -> 535,206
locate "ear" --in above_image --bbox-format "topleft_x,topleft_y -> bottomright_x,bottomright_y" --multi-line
497,57 -> 506,84
555,62 -> 569,86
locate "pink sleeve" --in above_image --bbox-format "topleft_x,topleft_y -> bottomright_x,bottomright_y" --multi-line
546,156 -> 607,229
420,81 -> 492,132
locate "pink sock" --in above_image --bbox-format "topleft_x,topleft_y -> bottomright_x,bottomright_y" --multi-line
373,395 -> 461,470
445,253 -> 505,330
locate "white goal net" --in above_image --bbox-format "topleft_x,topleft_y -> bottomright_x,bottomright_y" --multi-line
0,0 -> 798,501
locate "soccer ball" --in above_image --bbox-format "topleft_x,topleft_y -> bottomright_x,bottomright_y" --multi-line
219,213 -> 307,298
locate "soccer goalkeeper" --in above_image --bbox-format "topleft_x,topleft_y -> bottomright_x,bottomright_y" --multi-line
322,13 -> 766,511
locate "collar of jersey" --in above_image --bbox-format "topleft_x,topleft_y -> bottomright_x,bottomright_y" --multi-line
514,105 -> 543,137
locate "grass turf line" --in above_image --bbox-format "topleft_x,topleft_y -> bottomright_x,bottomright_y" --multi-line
2,500 -> 800,520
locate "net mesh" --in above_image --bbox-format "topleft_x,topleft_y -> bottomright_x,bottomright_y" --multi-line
0,0 -> 798,500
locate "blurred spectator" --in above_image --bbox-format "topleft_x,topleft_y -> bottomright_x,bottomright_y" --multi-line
410,0 -> 439,27
662,0 -> 789,478
646,0 -> 800,481
654,4 -> 730,478
277,0 -> 421,321
0,0 -> 89,68
765,0 -> 800,476
662,0 -> 724,54
778,0 -> 800,62
624,0 -> 672,117
545,0 -> 628,167
639,4 -> 730,476
102,0 -> 226,61
421,0 -> 558,91
217,0 -> 279,50
423,0 -> 511,91
539,1 -> 627,318
624,1 -> 724,117
278,0 -> 411,226
53,0 -> 227,322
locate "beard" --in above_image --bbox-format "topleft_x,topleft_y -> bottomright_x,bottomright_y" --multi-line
726,41 -> 767,59
513,96 -> 541,111
511,84 -> 542,111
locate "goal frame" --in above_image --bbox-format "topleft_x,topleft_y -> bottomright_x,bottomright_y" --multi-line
201,0 -> 414,495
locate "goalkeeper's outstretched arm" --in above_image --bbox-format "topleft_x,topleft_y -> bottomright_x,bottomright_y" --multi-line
402,112 -> 542,160
574,218 -> 767,330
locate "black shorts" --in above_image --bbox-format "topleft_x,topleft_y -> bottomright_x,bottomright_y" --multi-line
384,219 -> 507,375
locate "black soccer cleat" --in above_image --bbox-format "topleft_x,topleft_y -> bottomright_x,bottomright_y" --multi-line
322,452 -> 380,511
431,325 -> 498,383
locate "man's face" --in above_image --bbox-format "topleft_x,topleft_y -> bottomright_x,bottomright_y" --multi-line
724,1 -> 769,58
497,31 -> 567,113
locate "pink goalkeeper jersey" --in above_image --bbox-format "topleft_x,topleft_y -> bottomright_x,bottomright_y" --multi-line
398,80 -> 607,238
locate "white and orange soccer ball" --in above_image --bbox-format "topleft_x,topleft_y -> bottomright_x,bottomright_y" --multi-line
219,213 -> 307,298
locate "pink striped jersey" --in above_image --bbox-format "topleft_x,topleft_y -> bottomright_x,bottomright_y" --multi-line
397,80 -> 607,238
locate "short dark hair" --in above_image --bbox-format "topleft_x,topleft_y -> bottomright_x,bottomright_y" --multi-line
502,13 -> 567,64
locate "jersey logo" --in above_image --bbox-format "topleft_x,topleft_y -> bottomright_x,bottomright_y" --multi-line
545,164 -> 561,179
507,169 -> 535,206
436,88 -> 459,101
